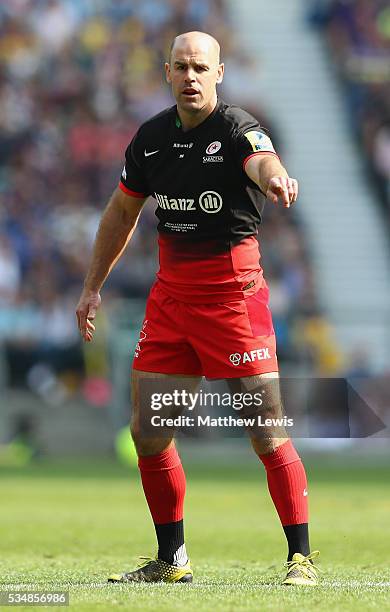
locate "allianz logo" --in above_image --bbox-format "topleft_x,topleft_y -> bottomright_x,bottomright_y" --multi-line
154,191 -> 223,214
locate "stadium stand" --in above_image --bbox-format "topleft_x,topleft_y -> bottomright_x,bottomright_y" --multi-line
307,0 -> 390,216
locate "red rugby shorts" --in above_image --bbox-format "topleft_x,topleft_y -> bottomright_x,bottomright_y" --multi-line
132,281 -> 278,378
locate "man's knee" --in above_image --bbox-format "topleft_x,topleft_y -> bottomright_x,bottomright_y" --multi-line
233,371 -> 282,417
236,372 -> 288,451
250,435 -> 288,456
130,421 -> 172,457
130,369 -> 200,457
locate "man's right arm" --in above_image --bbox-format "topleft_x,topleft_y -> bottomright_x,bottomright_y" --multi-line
76,187 -> 147,342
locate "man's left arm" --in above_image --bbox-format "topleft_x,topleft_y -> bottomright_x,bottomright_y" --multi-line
244,154 -> 298,208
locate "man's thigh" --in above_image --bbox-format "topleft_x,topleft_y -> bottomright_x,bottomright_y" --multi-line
185,283 -> 279,379
131,369 -> 202,455
132,283 -> 203,376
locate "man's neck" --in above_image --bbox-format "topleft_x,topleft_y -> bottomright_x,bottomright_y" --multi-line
177,97 -> 218,132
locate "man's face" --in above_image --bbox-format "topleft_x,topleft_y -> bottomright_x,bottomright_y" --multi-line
165,36 -> 224,114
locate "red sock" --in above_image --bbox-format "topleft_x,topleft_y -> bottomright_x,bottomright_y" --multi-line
138,445 -> 186,524
258,439 -> 308,525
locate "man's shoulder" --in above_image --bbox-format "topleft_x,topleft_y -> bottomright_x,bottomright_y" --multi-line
137,105 -> 176,137
218,99 -> 263,135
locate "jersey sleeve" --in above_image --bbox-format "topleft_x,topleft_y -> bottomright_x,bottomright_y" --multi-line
233,119 -> 279,173
118,130 -> 149,198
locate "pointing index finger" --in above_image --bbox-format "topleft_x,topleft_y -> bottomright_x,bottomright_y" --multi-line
274,180 -> 290,207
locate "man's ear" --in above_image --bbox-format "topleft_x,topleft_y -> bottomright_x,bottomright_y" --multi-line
216,63 -> 224,84
165,62 -> 172,83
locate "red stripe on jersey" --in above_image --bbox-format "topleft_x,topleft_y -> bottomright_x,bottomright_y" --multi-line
118,181 -> 146,198
157,234 -> 264,303
243,151 -> 280,171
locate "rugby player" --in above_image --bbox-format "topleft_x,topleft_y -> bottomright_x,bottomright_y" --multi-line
76,31 -> 319,586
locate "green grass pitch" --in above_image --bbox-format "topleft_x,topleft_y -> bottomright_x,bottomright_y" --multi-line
0,448 -> 389,611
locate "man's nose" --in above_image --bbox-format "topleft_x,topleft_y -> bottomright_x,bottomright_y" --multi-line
184,69 -> 196,82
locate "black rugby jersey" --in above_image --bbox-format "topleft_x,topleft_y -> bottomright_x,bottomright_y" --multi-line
119,98 -> 279,302
120,98 -> 278,240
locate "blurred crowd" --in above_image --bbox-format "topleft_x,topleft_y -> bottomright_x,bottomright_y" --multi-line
0,0 -> 341,397
308,0 -> 390,218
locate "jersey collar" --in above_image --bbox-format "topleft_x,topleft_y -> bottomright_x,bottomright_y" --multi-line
175,98 -> 222,134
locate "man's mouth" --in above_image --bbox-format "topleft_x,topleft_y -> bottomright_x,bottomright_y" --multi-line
182,88 -> 199,97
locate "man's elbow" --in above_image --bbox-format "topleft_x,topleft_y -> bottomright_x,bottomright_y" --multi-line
112,189 -> 146,226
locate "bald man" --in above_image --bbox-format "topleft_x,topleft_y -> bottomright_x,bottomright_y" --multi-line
77,31 -> 319,586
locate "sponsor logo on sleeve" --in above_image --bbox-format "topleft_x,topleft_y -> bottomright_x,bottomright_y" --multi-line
244,131 -> 276,153
121,166 -> 127,180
